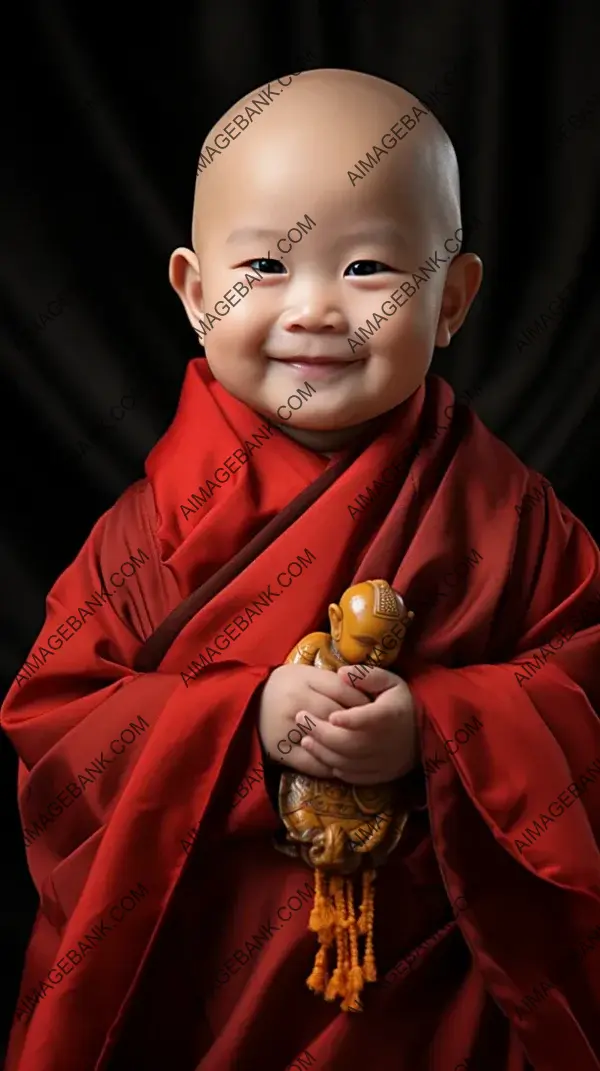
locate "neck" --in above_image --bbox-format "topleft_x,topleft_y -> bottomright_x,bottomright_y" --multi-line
265,416 -> 383,455
329,638 -> 351,666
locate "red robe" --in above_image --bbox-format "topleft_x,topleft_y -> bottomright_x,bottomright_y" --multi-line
3,358 -> 600,1071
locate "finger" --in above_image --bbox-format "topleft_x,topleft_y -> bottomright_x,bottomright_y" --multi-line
338,664 -> 402,694
332,677 -> 372,708
299,735 -> 355,770
293,690 -> 349,723
337,665 -> 403,697
328,703 -> 393,730
283,663 -> 368,706
280,746 -> 334,779
306,673 -> 371,708
296,713 -> 373,759
294,699 -> 336,723
299,736 -> 382,777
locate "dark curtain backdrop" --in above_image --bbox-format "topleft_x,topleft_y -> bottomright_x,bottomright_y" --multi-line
1,0 -> 599,1058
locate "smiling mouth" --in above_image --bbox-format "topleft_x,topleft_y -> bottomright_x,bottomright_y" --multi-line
271,357 -> 363,365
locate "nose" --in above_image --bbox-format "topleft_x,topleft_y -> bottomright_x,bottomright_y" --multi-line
280,281 -> 347,333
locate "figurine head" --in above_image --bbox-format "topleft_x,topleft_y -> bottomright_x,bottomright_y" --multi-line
169,68 -> 482,454
328,579 -> 413,666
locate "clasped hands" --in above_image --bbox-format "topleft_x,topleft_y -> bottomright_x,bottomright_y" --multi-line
258,662 -> 419,785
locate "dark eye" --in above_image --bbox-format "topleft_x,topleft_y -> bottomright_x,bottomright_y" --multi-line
345,260 -> 394,276
244,258 -> 286,274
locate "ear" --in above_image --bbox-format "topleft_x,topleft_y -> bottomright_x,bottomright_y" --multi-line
169,247 -> 206,341
435,252 -> 483,348
328,602 -> 343,640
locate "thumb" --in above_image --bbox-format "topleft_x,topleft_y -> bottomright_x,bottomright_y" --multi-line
337,664 -> 400,696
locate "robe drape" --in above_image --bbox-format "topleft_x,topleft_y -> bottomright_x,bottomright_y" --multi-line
3,358 -> 600,1071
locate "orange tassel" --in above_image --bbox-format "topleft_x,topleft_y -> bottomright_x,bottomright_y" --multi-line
306,945 -> 329,994
324,875 -> 349,1001
308,867 -> 336,941
341,877 -> 364,1012
360,869 -> 377,982
306,867 -> 379,1009
306,868 -> 335,994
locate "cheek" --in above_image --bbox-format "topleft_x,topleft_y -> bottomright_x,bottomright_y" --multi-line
375,309 -> 439,368
345,640 -> 368,663
388,298 -> 435,335
203,299 -> 266,354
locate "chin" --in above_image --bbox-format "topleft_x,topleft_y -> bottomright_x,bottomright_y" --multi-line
279,417 -> 367,435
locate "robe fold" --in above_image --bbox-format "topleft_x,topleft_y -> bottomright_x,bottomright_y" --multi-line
3,357 -> 600,1071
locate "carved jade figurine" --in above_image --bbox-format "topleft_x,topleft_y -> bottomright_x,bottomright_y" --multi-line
276,579 -> 414,1012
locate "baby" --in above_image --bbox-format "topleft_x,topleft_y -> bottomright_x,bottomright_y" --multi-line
169,68 -> 481,789
4,67 -> 600,1071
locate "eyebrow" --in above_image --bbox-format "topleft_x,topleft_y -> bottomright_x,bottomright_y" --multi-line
226,221 -> 411,247
340,222 -> 411,248
226,228 -> 283,245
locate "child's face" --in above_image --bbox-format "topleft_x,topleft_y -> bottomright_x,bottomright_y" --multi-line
171,71 -> 482,450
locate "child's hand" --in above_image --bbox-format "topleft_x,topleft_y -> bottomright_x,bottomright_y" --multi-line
294,666 -> 419,785
258,663 -> 371,778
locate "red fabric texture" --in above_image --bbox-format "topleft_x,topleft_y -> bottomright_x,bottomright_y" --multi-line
2,358 -> 600,1070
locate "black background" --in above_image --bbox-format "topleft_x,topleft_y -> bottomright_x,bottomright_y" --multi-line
1,0 -> 599,1059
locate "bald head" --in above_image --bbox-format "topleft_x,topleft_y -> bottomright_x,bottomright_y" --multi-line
169,65 -> 481,450
192,68 -> 461,249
